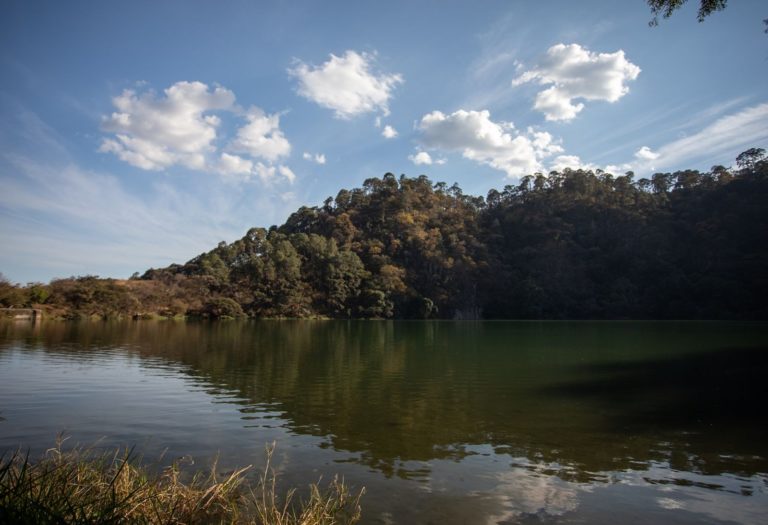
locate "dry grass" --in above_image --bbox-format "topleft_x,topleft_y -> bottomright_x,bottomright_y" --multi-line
0,440 -> 363,525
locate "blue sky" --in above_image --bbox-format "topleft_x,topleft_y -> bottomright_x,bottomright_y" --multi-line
1,0 -> 766,284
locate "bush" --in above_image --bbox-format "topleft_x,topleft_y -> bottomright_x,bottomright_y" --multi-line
201,297 -> 246,319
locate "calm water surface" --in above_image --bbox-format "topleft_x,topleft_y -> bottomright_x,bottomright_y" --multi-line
1,320 -> 766,524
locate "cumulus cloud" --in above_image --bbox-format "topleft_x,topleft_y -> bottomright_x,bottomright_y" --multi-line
218,153 -> 253,176
216,154 -> 296,185
229,160 -> 296,186
549,155 -> 593,172
634,146 -> 659,161
381,125 -> 398,139
289,50 -> 403,119
604,163 -> 633,174
416,109 -> 562,177
409,151 -> 433,165
100,81 -> 295,184
100,81 -> 235,170
302,152 -> 326,164
252,163 -> 276,183
230,108 -> 291,162
513,43 -> 640,121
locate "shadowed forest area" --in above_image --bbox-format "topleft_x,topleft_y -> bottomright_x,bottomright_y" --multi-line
2,148 -> 767,320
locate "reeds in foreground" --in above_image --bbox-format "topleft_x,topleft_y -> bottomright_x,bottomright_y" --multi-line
0,441 -> 363,524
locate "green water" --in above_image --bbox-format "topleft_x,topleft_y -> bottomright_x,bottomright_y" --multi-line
1,320 -> 766,523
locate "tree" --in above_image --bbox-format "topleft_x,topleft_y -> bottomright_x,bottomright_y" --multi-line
0,273 -> 25,307
201,297 -> 245,319
647,0 -> 728,25
14,149 -> 768,321
651,172 -> 673,194
736,148 -> 766,170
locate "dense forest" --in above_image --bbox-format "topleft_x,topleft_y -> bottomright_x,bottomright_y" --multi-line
2,148 -> 767,320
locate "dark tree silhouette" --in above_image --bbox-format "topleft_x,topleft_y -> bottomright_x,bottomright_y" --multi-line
647,0 -> 727,25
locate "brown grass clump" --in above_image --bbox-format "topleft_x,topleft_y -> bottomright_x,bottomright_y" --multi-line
0,440 -> 363,525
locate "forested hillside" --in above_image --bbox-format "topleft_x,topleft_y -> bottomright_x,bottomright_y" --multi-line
3,148 -> 767,320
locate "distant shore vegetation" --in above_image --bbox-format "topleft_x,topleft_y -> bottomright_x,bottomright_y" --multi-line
2,148 -> 766,320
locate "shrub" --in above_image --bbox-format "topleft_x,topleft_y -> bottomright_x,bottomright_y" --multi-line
0,441 -> 363,525
201,297 -> 246,319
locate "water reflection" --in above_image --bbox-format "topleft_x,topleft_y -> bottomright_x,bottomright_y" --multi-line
1,320 -> 766,524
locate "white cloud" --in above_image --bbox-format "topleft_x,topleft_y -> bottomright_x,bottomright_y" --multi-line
634,146 -> 659,161
604,163 -> 633,174
100,81 -> 294,183
253,163 -> 276,183
1,102 -> 304,282
471,51 -> 518,81
100,81 -> 236,170
231,107 -> 291,162
0,155 -> 293,282
278,165 -> 296,183
549,155 -> 634,174
233,162 -> 296,185
216,154 -> 296,185
636,103 -> 768,171
416,109 -> 563,177
381,125 -> 398,139
409,151 -> 433,165
218,153 -> 253,176
549,155 -> 594,172
221,162 -> 295,185
302,152 -> 326,164
546,104 -> 768,176
280,192 -> 297,203
513,43 -> 640,121
530,130 -> 564,157
289,50 -> 403,119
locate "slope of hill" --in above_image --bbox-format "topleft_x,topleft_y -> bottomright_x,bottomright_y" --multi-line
3,149 -> 767,320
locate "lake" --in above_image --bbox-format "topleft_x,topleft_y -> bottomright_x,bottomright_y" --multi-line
1,320 -> 766,524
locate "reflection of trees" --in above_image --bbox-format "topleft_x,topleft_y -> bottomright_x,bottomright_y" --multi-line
4,320 -> 767,480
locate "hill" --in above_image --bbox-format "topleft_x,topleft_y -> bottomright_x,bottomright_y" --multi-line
3,148 -> 767,320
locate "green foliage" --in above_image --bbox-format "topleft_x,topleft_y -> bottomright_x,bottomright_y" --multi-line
26,283 -> 50,305
4,148 -> 767,320
201,297 -> 246,319
0,274 -> 25,307
47,276 -> 140,318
